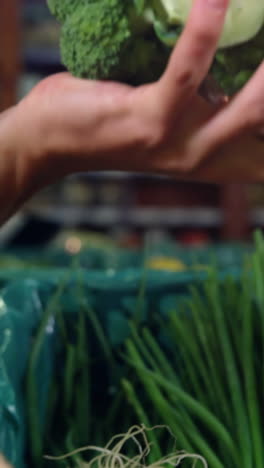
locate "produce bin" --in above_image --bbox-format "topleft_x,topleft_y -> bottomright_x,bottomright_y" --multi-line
0,243 -> 249,467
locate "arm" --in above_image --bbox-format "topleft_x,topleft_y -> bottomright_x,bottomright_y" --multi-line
0,0 -> 263,225
0,108 -> 30,224
1,82 -> 263,230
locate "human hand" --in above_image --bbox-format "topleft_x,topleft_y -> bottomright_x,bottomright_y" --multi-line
10,0 -> 231,189
2,0 -> 264,227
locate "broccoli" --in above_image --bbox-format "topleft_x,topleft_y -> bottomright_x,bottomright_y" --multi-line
47,0 -> 264,93
47,0 -> 80,22
47,0 -> 169,84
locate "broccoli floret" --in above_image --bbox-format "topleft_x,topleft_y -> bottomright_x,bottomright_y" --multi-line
60,0 -> 131,80
47,0 -> 80,22
47,0 -> 167,83
121,37 -> 169,85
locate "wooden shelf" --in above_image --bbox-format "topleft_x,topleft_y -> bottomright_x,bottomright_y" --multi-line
26,202 -> 222,228
0,0 -> 21,110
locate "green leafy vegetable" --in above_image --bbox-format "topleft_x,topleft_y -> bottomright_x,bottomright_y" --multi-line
125,231 -> 264,467
24,232 -> 264,467
47,0 -> 168,84
47,0 -> 264,92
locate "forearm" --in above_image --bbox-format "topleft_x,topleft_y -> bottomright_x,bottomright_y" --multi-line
0,97 -> 149,227
0,107 -> 35,224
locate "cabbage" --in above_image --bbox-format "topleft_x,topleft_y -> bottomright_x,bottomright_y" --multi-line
150,0 -> 264,93
159,0 -> 264,47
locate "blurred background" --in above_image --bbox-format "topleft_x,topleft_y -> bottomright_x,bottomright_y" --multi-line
1,0 -> 264,252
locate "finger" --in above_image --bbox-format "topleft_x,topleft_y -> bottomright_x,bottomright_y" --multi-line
196,60 -> 264,150
158,0 -> 230,114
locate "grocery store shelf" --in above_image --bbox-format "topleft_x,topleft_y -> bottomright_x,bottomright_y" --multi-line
71,172 -> 172,182
26,205 -> 222,227
23,46 -> 62,70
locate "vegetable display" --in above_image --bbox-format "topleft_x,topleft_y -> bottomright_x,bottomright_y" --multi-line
21,232 -> 264,468
125,231 -> 264,467
45,425 -> 207,468
47,0 -> 264,93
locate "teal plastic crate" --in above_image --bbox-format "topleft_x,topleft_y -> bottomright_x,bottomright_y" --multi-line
0,241 -> 251,467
